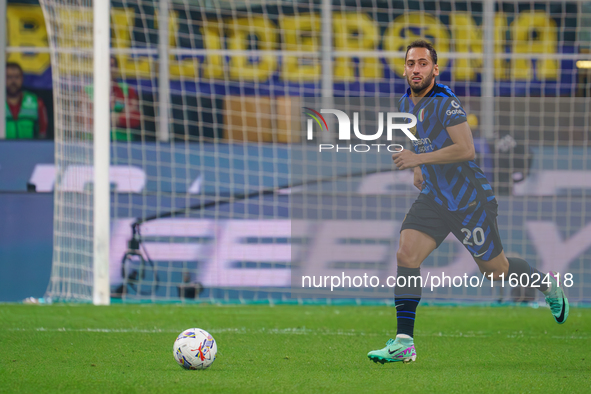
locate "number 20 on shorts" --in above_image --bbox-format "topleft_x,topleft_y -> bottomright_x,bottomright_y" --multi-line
461,227 -> 485,246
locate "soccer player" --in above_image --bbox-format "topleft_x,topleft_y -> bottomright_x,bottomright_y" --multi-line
367,40 -> 569,364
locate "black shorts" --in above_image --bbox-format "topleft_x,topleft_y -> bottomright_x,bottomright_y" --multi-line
400,194 -> 504,261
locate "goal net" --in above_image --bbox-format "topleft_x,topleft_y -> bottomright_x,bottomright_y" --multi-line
40,0 -> 591,304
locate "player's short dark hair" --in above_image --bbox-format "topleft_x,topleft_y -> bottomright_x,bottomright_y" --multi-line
405,40 -> 438,65
6,62 -> 24,76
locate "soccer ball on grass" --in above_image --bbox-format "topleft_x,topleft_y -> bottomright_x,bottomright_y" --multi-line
173,328 -> 217,370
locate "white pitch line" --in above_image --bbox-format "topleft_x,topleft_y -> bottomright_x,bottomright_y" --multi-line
4,327 -> 589,340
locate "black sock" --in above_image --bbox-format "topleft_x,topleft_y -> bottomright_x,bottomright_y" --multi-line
395,266 -> 422,338
507,257 -> 548,293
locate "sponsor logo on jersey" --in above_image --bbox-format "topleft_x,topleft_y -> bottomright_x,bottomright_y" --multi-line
446,109 -> 466,116
447,100 -> 465,116
412,137 -> 433,153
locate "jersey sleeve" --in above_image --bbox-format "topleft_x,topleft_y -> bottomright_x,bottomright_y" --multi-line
439,97 -> 467,128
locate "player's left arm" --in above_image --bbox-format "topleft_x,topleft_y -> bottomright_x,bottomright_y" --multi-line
393,121 -> 475,169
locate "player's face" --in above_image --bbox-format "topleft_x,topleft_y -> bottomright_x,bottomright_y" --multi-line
6,67 -> 23,97
404,48 -> 439,95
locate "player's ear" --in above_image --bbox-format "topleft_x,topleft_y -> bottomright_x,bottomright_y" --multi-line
433,64 -> 440,76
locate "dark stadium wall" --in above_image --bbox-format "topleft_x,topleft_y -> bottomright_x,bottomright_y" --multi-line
0,193 -> 53,302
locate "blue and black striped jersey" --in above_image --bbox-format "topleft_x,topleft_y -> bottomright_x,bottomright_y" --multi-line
398,83 -> 495,212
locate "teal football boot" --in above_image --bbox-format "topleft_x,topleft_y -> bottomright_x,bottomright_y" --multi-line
545,271 -> 569,324
368,337 -> 417,364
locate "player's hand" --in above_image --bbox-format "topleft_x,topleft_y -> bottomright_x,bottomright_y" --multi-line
413,168 -> 424,191
393,149 -> 422,170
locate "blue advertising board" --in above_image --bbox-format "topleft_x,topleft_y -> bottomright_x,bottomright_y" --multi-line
0,141 -> 589,302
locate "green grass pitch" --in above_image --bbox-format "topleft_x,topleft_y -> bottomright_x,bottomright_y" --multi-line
1,304 -> 589,393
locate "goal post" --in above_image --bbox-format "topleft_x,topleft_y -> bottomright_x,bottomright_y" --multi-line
40,0 -> 113,303
92,0 -> 111,305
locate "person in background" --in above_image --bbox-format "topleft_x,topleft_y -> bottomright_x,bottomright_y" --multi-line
5,62 -> 48,139
83,56 -> 141,141
109,56 -> 141,141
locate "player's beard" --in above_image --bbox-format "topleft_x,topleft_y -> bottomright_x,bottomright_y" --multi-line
407,69 -> 435,95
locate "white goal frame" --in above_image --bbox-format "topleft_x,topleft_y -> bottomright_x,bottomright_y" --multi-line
92,0 -> 111,305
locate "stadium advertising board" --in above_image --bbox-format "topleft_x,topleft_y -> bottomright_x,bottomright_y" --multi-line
6,1 -> 580,95
0,142 -> 589,301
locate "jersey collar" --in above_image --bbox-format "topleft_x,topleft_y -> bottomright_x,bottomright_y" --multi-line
405,82 -> 437,112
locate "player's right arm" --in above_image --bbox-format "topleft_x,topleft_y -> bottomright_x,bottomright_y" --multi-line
414,121 -> 475,165
394,123 -> 475,169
